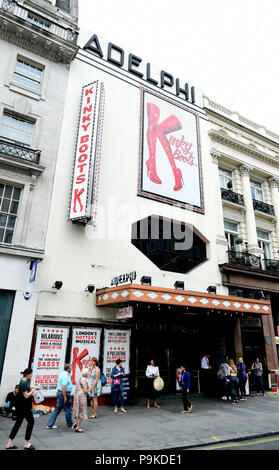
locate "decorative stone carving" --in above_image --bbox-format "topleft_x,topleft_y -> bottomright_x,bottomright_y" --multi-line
210,149 -> 221,164
269,177 -> 279,189
239,165 -> 252,177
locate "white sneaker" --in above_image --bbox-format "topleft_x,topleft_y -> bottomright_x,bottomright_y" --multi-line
221,396 -> 227,400
46,425 -> 58,429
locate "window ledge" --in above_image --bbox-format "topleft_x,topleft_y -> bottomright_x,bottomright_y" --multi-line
6,82 -> 44,101
0,243 -> 44,259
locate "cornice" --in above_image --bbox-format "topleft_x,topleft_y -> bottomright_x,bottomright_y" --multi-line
208,128 -> 279,168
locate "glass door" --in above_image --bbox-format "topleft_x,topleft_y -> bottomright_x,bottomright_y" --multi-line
0,290 -> 15,383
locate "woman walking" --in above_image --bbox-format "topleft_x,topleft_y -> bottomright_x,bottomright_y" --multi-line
237,357 -> 248,400
111,359 -> 127,413
145,359 -> 160,409
73,368 -> 91,433
180,364 -> 192,414
6,368 -> 39,450
228,359 -> 239,405
88,358 -> 102,419
251,358 -> 265,396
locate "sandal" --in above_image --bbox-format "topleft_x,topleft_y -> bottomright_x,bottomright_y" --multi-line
6,445 -> 18,449
88,415 -> 96,419
75,429 -> 84,433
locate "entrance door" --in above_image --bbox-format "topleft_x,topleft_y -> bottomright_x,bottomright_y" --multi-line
0,290 -> 15,383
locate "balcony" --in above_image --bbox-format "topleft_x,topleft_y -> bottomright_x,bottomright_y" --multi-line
0,139 -> 41,164
265,259 -> 279,273
252,199 -> 275,216
227,250 -> 262,269
221,188 -> 244,206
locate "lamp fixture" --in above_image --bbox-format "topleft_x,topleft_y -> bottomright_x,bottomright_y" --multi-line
85,285 -> 95,293
52,281 -> 63,290
174,281 -> 184,290
140,276 -> 152,286
207,285 -> 216,294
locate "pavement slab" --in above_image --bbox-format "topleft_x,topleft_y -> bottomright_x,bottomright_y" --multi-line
1,392 -> 279,450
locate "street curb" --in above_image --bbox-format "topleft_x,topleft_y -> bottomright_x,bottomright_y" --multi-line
162,430 -> 279,450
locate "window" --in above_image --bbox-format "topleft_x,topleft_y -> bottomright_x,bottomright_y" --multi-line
257,229 -> 272,259
251,180 -> 263,201
27,13 -> 50,31
0,183 -> 21,244
12,58 -> 44,93
0,113 -> 34,147
224,220 -> 240,251
219,168 -> 233,190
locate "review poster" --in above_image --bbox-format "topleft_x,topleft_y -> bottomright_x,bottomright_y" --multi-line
31,326 -> 69,397
102,329 -> 131,399
70,327 -> 101,392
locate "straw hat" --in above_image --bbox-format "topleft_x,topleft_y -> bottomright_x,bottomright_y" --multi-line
153,376 -> 164,391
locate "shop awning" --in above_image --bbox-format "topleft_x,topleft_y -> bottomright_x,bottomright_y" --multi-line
96,283 -> 271,315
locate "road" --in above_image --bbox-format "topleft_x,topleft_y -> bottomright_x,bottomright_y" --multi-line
190,434 -> 279,450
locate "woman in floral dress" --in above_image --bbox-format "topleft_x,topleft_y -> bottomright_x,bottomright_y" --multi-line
73,368 -> 91,433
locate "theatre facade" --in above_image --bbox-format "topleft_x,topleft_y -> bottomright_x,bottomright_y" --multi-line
18,28 -> 279,401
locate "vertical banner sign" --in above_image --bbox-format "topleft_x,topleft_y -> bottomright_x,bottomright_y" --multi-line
103,329 -> 131,400
31,326 -> 68,397
69,81 -> 104,224
70,327 -> 101,393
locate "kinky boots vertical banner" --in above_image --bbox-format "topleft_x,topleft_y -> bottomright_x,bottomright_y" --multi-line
70,327 -> 101,394
69,81 -> 105,225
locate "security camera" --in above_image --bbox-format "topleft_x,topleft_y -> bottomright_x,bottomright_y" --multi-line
85,285 -> 95,293
23,292 -> 32,300
52,281 -> 63,290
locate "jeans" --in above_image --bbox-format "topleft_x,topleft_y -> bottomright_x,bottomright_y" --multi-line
182,388 -> 191,411
229,376 -> 239,402
47,391 -> 73,428
113,389 -> 124,408
255,375 -> 265,394
239,378 -> 247,397
9,407 -> 34,441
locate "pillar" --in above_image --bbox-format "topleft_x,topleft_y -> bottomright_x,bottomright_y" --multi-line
239,165 -> 261,255
234,319 -> 243,358
269,177 -> 279,255
262,314 -> 279,370
211,149 -> 228,263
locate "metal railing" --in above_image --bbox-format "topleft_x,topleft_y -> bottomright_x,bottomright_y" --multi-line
0,0 -> 78,44
0,139 -> 41,164
221,188 -> 245,206
253,199 -> 275,216
227,250 -> 262,269
265,259 -> 279,273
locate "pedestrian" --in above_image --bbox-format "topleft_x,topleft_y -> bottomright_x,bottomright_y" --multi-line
251,358 -> 265,396
228,359 -> 239,405
111,359 -> 127,413
145,359 -> 160,409
88,357 -> 102,419
180,364 -> 192,414
200,353 -> 212,397
73,368 -> 91,433
217,356 -> 230,401
4,385 -> 19,418
237,357 -> 248,400
6,368 -> 39,450
46,363 -> 74,429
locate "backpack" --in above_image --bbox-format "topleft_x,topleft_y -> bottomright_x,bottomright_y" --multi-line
100,372 -> 107,386
217,363 -> 226,380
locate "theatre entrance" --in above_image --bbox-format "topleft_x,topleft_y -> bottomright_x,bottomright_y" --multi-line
130,305 -> 237,396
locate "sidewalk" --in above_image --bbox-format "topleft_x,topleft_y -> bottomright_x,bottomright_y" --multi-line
1,393 -> 279,450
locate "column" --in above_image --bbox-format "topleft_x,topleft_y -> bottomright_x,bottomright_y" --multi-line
239,165 -> 261,255
269,177 -> 279,254
262,314 -> 279,370
234,319 -> 243,357
211,149 -> 228,263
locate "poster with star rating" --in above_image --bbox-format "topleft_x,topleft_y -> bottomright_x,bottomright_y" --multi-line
102,329 -> 131,398
30,326 -> 69,396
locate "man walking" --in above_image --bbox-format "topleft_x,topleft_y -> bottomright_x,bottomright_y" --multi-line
180,365 -> 192,414
46,364 -> 74,429
201,353 -> 212,397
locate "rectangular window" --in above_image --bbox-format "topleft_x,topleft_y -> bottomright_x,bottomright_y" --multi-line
12,58 -> 44,93
219,168 -> 233,190
0,113 -> 34,147
0,183 -> 21,244
224,220 -> 240,251
257,229 -> 272,259
251,180 -> 263,201
27,13 -> 50,31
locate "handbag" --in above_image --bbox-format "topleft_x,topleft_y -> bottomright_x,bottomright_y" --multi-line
100,372 -> 107,386
33,388 -> 44,405
113,378 -> 121,386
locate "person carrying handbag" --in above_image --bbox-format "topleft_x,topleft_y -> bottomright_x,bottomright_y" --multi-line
111,359 -> 127,414
251,358 -> 265,397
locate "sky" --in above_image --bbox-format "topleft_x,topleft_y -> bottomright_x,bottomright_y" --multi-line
78,0 -> 279,135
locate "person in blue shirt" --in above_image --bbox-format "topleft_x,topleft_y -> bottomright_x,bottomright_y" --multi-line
111,359 -> 127,413
180,365 -> 192,414
46,364 -> 74,429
